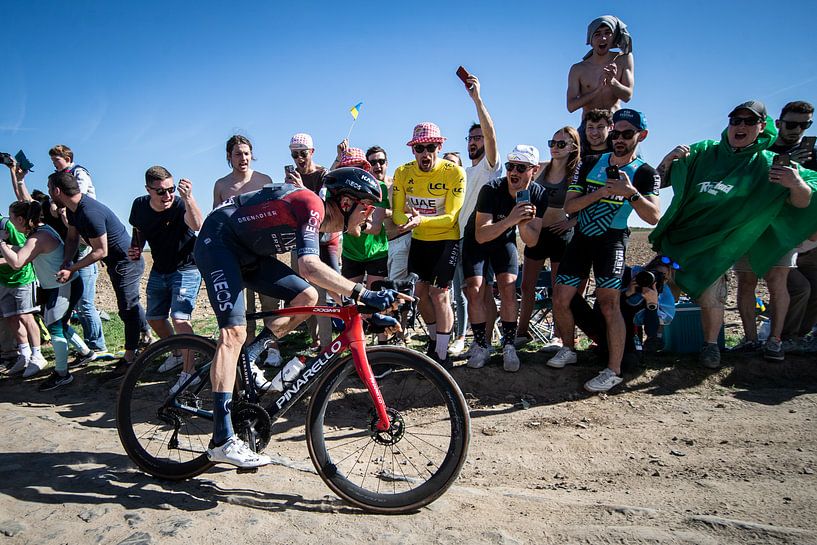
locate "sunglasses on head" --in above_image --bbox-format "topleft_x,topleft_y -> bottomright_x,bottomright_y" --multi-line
610,129 -> 638,140
782,120 -> 813,130
728,116 -> 761,126
147,185 -> 175,196
413,144 -> 438,154
369,158 -> 387,166
659,255 -> 681,270
505,162 -> 533,173
291,150 -> 309,159
548,140 -> 571,149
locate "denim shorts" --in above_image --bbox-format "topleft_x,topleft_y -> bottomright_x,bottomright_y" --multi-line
146,268 -> 202,321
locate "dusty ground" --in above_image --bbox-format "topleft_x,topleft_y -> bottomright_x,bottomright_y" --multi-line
1,232 -> 815,545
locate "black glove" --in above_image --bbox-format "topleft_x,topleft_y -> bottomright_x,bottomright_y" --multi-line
367,313 -> 399,333
359,288 -> 397,311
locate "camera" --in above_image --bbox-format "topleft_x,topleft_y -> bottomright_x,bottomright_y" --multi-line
634,268 -> 665,310
0,152 -> 13,167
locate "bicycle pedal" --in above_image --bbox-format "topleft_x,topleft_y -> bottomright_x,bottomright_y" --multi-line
236,467 -> 259,474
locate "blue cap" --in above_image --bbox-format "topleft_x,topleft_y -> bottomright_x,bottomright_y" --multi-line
613,108 -> 647,130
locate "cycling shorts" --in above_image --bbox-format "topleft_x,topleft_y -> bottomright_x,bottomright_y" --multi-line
341,256 -> 388,279
555,229 -> 628,290
408,239 -> 459,289
462,239 -> 518,279
524,227 -> 572,262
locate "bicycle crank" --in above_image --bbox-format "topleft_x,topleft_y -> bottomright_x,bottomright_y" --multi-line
231,401 -> 272,452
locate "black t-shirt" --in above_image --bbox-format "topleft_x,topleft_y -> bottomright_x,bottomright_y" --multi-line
66,194 -> 131,267
129,195 -> 197,274
768,140 -> 817,171
465,177 -> 548,246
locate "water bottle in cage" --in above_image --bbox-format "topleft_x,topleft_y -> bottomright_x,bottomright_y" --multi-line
270,357 -> 306,392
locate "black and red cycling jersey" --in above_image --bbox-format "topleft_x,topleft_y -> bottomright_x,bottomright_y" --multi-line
214,184 -> 325,258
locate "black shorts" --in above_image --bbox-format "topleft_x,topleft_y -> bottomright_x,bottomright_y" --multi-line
195,219 -> 311,328
462,238 -> 518,279
524,227 -> 572,262
408,239 -> 459,289
341,256 -> 389,279
555,229 -> 629,290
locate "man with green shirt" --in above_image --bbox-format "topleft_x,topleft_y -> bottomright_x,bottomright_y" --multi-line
651,100 -> 817,368
1,217 -> 48,377
338,148 -> 390,287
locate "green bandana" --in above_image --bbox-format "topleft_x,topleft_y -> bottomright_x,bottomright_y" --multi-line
650,116 -> 817,298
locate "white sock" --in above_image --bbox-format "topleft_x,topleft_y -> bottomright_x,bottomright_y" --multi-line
32,346 -> 42,358
436,333 -> 450,360
18,343 -> 31,360
428,323 -> 437,337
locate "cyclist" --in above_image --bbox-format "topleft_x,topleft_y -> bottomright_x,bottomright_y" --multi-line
193,167 -> 403,468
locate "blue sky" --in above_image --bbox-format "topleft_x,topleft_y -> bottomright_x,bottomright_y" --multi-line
2,1 -> 816,227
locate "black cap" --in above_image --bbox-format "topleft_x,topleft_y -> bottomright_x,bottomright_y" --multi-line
729,100 -> 767,119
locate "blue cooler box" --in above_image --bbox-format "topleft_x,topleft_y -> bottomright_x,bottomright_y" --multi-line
663,302 -> 725,353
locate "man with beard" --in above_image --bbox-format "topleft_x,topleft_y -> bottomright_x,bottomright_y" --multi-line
462,145 -> 546,372
392,123 -> 466,366
567,16 -> 634,116
652,101 -> 817,367
551,109 -> 661,392
458,73 -> 502,357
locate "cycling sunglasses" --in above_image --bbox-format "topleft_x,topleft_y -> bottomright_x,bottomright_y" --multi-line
782,120 -> 813,130
291,150 -> 310,159
610,129 -> 638,140
147,185 -> 175,196
728,116 -> 762,126
505,162 -> 533,173
659,255 -> 681,270
413,144 -> 439,154
548,140 -> 571,149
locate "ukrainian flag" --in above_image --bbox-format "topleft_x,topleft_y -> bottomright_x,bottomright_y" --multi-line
350,102 -> 363,120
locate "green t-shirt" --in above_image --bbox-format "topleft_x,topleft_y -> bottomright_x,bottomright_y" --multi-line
342,181 -> 390,262
0,221 -> 36,287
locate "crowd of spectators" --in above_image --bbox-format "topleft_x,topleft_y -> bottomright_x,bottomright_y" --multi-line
2,15 -> 817,394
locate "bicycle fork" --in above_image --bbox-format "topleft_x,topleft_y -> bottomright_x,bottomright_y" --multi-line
347,316 -> 391,432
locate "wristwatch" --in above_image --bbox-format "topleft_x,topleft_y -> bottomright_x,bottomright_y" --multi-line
628,192 -> 642,203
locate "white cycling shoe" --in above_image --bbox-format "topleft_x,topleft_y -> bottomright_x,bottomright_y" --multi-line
207,435 -> 271,468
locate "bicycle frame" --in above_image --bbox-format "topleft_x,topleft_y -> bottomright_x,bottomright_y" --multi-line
171,304 -> 393,433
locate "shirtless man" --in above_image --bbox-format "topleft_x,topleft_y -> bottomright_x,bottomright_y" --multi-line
212,135 -> 280,366
567,16 -> 634,116
212,135 -> 272,207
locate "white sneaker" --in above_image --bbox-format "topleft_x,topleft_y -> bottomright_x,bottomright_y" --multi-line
23,354 -> 48,378
206,435 -> 271,468
584,368 -> 623,393
502,344 -> 520,372
449,337 -> 467,356
466,344 -> 491,369
8,355 -> 28,375
169,371 -> 202,395
158,353 -> 183,373
546,346 -> 577,368
249,362 -> 271,391
263,347 -> 282,367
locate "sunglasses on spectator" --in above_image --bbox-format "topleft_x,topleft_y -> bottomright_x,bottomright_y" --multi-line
505,162 -> 533,173
548,140 -> 571,149
782,120 -> 813,130
466,135 -> 484,142
659,255 -> 681,270
728,116 -> 761,126
368,158 -> 387,166
291,150 -> 310,159
610,129 -> 638,140
147,185 -> 175,196
413,144 -> 438,154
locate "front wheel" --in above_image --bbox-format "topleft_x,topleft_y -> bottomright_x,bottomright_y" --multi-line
306,346 -> 470,514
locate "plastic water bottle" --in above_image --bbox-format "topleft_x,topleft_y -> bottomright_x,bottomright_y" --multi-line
270,357 -> 306,392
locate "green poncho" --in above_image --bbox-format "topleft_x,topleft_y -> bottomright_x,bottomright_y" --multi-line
649,117 -> 817,298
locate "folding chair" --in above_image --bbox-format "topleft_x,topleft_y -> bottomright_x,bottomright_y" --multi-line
526,268 -> 556,344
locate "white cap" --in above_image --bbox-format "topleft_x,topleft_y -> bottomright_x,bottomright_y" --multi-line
507,144 -> 539,165
289,133 -> 314,150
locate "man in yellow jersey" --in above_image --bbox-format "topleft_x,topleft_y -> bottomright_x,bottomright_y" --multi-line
392,123 -> 466,367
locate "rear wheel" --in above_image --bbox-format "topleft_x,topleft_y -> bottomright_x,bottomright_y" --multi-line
116,334 -> 218,480
306,346 -> 470,513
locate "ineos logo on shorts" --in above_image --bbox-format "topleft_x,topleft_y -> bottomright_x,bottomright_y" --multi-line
210,270 -> 233,312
